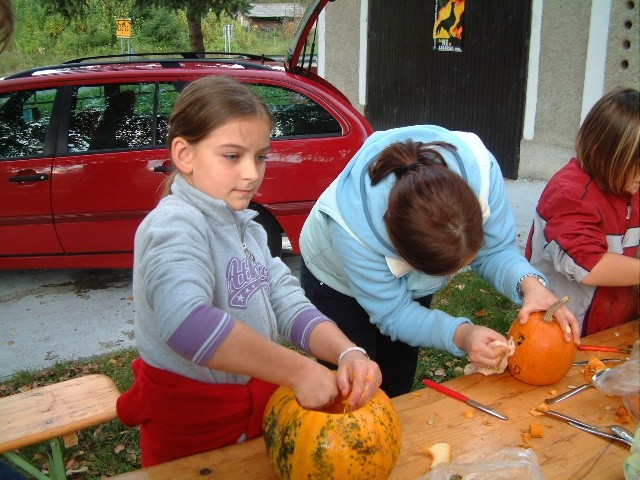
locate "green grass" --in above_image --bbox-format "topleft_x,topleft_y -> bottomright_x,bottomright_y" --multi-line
0,270 -> 518,479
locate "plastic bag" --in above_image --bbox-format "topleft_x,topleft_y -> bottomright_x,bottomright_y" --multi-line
417,447 -> 544,480
624,424 -> 640,480
593,339 -> 640,419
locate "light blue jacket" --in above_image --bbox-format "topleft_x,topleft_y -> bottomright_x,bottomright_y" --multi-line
300,125 -> 544,356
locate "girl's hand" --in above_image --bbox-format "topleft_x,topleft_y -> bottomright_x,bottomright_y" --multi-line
336,350 -> 382,410
517,281 -> 580,344
290,360 -> 340,410
455,324 -> 510,368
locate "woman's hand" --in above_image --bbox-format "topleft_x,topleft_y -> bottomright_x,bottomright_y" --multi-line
336,350 -> 382,409
454,323 -> 510,368
517,278 -> 580,344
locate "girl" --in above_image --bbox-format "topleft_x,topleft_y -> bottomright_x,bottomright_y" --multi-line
300,125 -> 579,397
117,76 -> 382,466
526,88 -> 640,336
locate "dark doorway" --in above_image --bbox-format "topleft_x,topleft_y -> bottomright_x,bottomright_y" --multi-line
366,0 -> 532,178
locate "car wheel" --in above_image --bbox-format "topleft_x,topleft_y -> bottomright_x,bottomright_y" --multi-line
250,204 -> 283,257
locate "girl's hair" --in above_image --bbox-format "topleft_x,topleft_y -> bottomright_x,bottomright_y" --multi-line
369,140 -> 484,276
576,88 -> 639,196
162,76 -> 273,196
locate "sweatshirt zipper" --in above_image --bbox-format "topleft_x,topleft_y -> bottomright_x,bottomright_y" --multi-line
241,239 -> 277,340
627,200 -> 631,220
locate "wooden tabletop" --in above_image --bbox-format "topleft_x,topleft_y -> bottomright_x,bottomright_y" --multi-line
112,320 -> 638,480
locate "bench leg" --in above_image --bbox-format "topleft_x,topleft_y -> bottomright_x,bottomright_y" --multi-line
3,451 -> 52,480
2,437 -> 68,480
47,438 -> 67,480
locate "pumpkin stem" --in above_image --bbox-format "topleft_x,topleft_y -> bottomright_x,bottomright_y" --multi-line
542,295 -> 570,322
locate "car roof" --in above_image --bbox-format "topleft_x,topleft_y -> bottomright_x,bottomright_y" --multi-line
1,52 -> 285,81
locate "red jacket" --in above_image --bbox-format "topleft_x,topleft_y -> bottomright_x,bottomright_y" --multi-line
117,358 -> 278,466
526,158 -> 639,335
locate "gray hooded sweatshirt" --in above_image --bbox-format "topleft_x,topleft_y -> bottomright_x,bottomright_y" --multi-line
133,174 -> 330,385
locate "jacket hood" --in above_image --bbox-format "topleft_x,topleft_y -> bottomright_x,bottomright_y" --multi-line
335,125 -> 489,259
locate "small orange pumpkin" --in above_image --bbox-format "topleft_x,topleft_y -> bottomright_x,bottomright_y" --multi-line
507,296 -> 577,385
263,385 -> 401,480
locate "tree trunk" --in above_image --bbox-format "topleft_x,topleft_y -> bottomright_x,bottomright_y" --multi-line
186,6 -> 205,54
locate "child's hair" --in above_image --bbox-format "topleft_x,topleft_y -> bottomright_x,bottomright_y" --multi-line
576,88 -> 639,196
369,140 -> 484,276
162,76 -> 273,196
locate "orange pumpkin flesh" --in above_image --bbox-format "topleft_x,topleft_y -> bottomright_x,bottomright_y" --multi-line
507,309 -> 577,385
263,386 -> 401,480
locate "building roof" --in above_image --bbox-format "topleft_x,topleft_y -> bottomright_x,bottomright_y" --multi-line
245,3 -> 305,19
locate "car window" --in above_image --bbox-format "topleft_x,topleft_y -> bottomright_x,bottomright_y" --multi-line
0,88 -> 56,159
63,81 -> 341,155
68,82 -> 181,153
249,84 -> 342,138
156,82 -> 182,147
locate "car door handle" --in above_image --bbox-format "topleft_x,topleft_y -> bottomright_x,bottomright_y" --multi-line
9,173 -> 49,182
153,165 -> 173,173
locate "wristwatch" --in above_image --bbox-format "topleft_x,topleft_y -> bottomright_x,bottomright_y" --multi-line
517,273 -> 548,298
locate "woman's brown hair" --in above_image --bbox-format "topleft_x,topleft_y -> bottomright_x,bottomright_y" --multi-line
161,76 -> 273,196
576,88 -> 639,196
369,140 -> 484,276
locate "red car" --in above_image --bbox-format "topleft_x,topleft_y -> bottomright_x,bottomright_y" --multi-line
0,0 -> 372,270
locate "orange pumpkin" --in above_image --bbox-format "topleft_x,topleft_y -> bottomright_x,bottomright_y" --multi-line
507,297 -> 577,385
263,385 -> 401,480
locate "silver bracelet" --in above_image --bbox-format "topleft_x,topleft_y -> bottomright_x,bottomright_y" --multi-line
517,273 -> 548,298
338,346 -> 368,365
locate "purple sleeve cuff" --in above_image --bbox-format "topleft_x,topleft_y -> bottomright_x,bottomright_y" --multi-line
167,304 -> 236,366
290,307 -> 334,353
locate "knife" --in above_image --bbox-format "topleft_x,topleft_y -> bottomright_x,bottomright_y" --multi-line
568,421 -> 633,446
544,410 -> 634,446
421,379 -> 508,420
577,344 -> 632,354
573,358 -> 625,366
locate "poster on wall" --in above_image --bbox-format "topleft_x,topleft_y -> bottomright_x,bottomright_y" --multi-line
433,0 -> 465,52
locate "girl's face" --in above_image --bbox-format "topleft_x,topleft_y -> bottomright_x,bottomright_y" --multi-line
173,116 -> 271,210
625,168 -> 640,195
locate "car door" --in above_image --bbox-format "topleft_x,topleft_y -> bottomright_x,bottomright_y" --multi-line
0,87 -> 61,258
51,81 -> 180,254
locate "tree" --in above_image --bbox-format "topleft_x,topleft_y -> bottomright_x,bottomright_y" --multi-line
136,0 -> 250,52
43,0 -> 251,52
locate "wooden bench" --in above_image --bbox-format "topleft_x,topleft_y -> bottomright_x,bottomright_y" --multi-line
0,374 -> 121,480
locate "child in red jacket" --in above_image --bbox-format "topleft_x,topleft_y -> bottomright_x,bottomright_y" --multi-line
526,88 -> 639,336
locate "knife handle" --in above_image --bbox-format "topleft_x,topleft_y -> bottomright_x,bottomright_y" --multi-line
422,379 -> 467,402
577,345 -> 631,353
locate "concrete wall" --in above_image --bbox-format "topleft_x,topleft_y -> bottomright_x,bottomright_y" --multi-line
321,0 -> 639,181
520,0 -> 640,180
320,0 -> 364,114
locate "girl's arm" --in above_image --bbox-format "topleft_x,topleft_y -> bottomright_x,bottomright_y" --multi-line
206,319 -> 381,410
583,253 -> 640,286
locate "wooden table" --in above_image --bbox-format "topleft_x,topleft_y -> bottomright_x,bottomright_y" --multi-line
112,321 -> 638,480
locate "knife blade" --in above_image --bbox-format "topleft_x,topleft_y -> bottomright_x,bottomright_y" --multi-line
573,358 -> 625,366
421,379 -> 508,420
